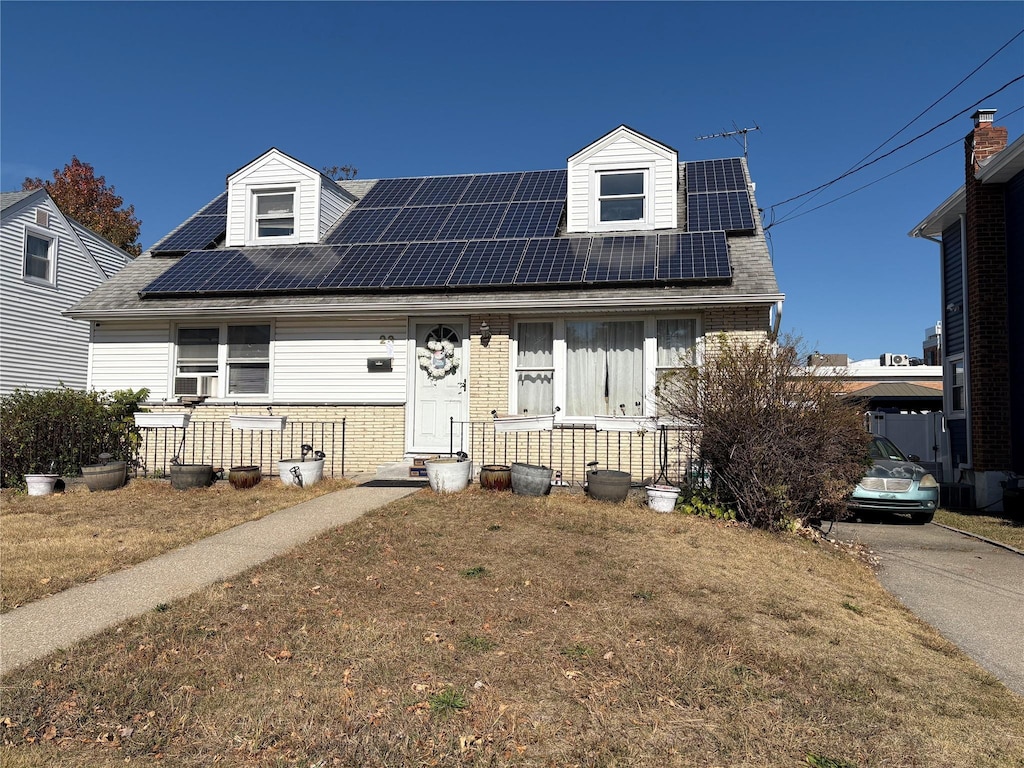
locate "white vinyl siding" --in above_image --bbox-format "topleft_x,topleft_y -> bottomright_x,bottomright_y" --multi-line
0,197 -> 120,394
73,224 -> 132,278
273,318 -> 407,403
226,151 -> 322,247
88,322 -> 172,397
566,127 -> 678,233
319,180 -> 353,240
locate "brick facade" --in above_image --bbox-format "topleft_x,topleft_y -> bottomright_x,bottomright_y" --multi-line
468,313 -> 511,420
964,118 -> 1011,471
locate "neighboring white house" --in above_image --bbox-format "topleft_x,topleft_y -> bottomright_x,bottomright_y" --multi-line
67,126 -> 784,472
1,188 -> 134,395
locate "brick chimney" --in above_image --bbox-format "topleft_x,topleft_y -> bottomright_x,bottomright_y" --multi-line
964,109 -> 1010,472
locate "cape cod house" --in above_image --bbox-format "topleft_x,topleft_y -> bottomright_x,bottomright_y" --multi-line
910,110 -> 1024,511
1,188 -> 134,395
67,126 -> 783,475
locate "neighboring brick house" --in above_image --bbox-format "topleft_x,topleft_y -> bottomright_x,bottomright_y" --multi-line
67,126 -> 783,473
1,188 -> 133,395
910,109 -> 1024,510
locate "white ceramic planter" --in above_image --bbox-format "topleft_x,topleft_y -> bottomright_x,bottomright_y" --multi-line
493,414 -> 554,433
646,484 -> 681,513
278,458 -> 324,487
231,415 -> 288,431
134,412 -> 191,429
593,415 -> 655,432
424,457 -> 472,493
25,474 -> 60,496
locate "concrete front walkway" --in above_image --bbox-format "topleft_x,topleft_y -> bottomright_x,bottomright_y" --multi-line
0,481 -> 422,677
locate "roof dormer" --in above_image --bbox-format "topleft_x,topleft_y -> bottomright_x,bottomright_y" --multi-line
225,148 -> 354,248
565,126 -> 678,234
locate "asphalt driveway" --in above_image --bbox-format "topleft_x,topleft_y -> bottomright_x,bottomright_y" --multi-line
825,513 -> 1024,696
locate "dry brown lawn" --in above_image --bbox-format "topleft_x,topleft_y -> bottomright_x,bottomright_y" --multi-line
1,488 -> 1022,767
0,476 -> 352,612
934,508 -> 1024,551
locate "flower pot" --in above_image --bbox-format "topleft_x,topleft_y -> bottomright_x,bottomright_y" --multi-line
593,415 -> 655,432
425,457 -> 472,494
279,458 -> 325,488
479,464 -> 512,491
586,469 -> 631,503
134,412 -> 190,429
646,484 -> 681,513
24,474 -> 60,496
511,462 -> 553,496
170,463 -> 215,490
230,415 -> 288,431
228,465 -> 262,490
81,461 -> 127,492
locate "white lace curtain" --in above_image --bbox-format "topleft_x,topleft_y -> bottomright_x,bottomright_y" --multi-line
566,320 -> 643,416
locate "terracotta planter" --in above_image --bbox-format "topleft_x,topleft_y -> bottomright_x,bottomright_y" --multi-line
479,464 -> 512,491
81,461 -> 127,492
170,464 -> 214,490
228,465 -> 262,490
586,470 -> 631,503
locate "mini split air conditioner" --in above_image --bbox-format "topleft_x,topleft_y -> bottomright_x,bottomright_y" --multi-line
880,353 -> 911,367
174,375 -> 218,398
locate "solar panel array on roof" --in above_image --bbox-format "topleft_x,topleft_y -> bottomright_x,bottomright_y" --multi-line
686,191 -> 756,232
324,170 -> 566,245
686,158 -> 746,193
141,232 -> 730,296
150,192 -> 229,253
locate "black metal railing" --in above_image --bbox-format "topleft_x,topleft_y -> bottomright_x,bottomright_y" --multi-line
448,419 -> 699,488
136,419 -> 346,479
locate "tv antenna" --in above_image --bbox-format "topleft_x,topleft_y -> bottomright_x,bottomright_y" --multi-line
695,123 -> 761,158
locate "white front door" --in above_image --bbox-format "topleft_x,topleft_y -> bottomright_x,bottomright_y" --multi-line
410,320 -> 468,453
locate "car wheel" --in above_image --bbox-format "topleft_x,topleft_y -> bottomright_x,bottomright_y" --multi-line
911,511 -> 935,525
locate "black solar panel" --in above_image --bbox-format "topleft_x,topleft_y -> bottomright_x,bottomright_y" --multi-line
355,178 -> 424,209
197,193 -> 228,216
324,207 -> 401,244
687,191 -> 755,232
657,232 -> 731,280
255,246 -> 346,291
686,158 -> 746,193
514,169 -> 567,201
407,176 -> 472,207
384,241 -> 466,288
496,200 -> 563,239
460,172 -> 523,204
142,250 -> 225,294
515,238 -> 590,285
380,205 -> 454,242
319,243 -> 407,289
585,236 -> 657,283
435,203 -> 507,241
151,216 -> 226,253
448,239 -> 528,286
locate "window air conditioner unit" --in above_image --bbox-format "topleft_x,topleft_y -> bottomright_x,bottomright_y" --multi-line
174,375 -> 218,397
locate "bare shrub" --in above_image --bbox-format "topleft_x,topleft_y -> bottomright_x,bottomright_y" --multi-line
656,334 -> 869,530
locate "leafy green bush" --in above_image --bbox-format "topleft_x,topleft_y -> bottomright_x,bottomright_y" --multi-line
0,386 -> 149,489
656,334 -> 869,531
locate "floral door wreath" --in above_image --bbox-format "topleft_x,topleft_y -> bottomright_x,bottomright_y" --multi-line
417,326 -> 460,379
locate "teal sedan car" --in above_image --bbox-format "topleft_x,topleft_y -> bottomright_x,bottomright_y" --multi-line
848,436 -> 939,524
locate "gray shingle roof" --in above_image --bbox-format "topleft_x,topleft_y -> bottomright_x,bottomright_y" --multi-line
1,189 -> 41,213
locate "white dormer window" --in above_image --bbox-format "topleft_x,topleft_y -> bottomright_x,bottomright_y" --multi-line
253,188 -> 296,241
599,170 -> 646,223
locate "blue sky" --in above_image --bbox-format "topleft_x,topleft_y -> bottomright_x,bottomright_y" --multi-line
2,1 -> 1022,361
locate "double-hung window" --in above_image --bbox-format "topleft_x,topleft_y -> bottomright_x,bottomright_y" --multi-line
174,324 -> 271,398
513,317 -> 699,419
598,171 -> 646,224
949,357 -> 966,414
24,228 -> 55,283
253,188 -> 295,240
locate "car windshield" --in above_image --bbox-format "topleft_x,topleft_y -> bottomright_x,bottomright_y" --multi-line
868,437 -> 907,462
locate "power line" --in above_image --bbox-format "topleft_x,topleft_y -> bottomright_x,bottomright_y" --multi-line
768,72 -> 1024,215
780,29 -> 1024,221
765,103 -> 1024,229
